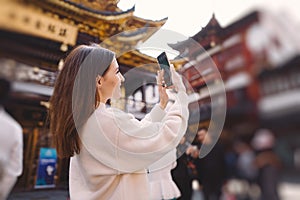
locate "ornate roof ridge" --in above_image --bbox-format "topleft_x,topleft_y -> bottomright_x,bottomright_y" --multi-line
61,0 -> 135,16
191,13 -> 223,41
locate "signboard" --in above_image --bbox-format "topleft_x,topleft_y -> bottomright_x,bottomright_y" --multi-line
35,148 -> 57,189
0,2 -> 78,45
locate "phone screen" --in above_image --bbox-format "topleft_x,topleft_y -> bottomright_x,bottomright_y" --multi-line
157,52 -> 173,87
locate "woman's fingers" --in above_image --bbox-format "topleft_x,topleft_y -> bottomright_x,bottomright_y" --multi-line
157,69 -> 169,109
157,69 -> 166,87
159,85 -> 168,109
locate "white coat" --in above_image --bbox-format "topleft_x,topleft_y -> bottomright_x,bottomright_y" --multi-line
69,91 -> 189,200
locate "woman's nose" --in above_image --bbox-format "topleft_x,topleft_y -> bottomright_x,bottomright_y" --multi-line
119,73 -> 125,82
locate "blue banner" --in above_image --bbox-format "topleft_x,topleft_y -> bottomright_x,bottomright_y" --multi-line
34,148 -> 57,189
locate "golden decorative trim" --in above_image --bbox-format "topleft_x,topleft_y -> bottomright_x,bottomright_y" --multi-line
47,0 -> 134,21
68,0 -> 120,12
131,16 -> 168,27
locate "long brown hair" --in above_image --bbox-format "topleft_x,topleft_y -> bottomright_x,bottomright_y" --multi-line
49,44 -> 114,158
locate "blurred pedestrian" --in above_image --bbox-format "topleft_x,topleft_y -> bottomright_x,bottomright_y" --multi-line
0,78 -> 23,200
172,137 -> 194,200
234,139 -> 258,183
233,138 -> 258,200
187,127 -> 226,200
252,129 -> 282,200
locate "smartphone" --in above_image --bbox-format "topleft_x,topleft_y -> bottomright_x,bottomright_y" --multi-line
157,52 -> 173,87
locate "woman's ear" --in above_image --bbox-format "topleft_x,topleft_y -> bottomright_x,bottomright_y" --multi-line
96,75 -> 102,87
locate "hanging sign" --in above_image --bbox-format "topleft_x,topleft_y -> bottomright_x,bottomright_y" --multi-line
35,148 -> 57,189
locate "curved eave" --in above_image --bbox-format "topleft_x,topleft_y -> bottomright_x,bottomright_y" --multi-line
117,50 -> 156,73
43,0 -> 135,20
168,40 -> 186,51
121,50 -> 157,64
168,37 -> 196,51
131,16 -> 168,27
131,50 -> 157,62
116,27 -> 148,41
116,27 -> 157,42
64,0 -> 121,12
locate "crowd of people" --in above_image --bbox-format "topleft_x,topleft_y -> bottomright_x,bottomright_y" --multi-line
171,127 -> 282,200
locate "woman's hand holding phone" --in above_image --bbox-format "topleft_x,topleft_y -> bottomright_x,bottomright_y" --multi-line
156,65 -> 186,109
157,70 -> 169,110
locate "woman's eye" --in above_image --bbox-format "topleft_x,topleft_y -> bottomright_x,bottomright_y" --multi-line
116,70 -> 120,74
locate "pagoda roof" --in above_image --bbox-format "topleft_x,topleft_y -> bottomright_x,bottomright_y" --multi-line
17,0 -> 168,44
0,0 -> 168,73
169,11 -> 260,53
27,0 -> 168,26
169,14 -> 223,51
101,25 -> 167,56
130,16 -> 168,27
28,0 -> 135,21
63,0 -> 122,12
62,0 -> 134,16
223,11 -> 259,36
191,13 -> 223,42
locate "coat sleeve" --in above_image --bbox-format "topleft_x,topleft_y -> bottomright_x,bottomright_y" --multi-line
79,91 -> 189,173
140,104 -> 167,123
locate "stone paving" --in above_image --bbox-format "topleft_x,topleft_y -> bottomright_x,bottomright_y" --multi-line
8,190 -> 69,200
7,182 -> 300,199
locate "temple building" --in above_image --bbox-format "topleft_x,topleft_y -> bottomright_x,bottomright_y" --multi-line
0,0 -> 171,189
170,10 -> 300,124
169,10 -> 300,168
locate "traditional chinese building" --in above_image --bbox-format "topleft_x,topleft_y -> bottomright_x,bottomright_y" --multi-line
169,10 -> 300,134
0,0 -> 170,190
257,55 -> 300,128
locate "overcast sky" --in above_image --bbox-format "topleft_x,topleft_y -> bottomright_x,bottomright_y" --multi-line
118,0 -> 300,57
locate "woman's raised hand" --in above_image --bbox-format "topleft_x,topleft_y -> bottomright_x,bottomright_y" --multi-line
157,70 -> 169,110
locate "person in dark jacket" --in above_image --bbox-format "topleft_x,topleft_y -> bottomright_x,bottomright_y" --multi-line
187,128 -> 227,200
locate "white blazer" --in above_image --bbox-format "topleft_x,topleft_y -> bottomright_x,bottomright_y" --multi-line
69,91 -> 189,200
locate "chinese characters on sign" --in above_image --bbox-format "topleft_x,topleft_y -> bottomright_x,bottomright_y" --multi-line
0,2 -> 78,45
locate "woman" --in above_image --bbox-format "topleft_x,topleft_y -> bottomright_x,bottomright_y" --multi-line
49,44 -> 189,200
